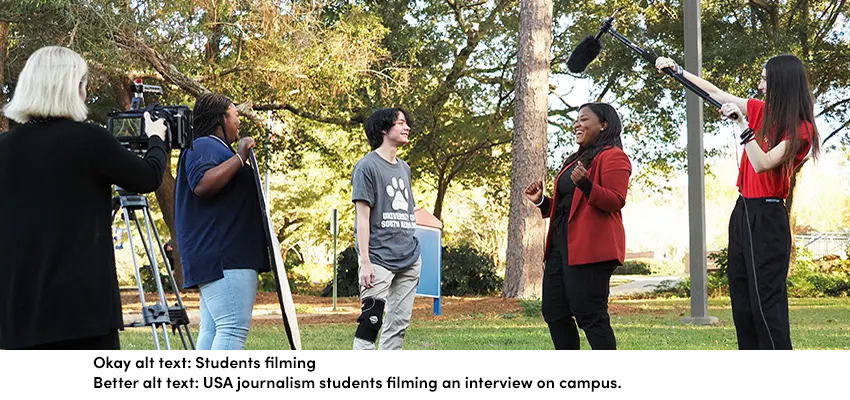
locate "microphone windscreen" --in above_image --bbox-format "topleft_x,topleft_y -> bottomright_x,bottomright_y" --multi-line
566,36 -> 601,73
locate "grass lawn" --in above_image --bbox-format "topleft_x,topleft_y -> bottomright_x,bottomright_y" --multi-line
119,296 -> 850,350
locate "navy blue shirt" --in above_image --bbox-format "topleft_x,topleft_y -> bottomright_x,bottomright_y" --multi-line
175,135 -> 270,288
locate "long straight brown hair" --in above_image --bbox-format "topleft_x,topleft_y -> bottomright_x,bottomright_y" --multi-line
758,54 -> 821,170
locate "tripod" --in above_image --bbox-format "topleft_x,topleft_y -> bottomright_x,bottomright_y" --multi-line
112,189 -> 194,350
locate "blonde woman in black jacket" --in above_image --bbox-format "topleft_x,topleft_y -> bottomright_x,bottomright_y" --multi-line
0,46 -> 169,349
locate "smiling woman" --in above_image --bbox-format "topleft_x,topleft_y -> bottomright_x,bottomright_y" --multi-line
524,102 -> 632,350
174,93 -> 270,351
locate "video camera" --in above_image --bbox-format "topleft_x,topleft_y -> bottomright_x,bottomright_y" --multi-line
107,79 -> 193,154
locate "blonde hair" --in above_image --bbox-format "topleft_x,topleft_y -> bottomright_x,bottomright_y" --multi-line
3,46 -> 89,123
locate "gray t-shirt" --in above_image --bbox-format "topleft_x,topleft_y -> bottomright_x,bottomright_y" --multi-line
352,151 -> 421,271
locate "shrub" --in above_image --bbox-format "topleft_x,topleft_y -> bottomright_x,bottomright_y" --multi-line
260,250 -> 311,294
614,259 -> 684,276
140,264 -> 174,293
652,247 -> 850,298
518,297 -> 542,318
322,247 -> 360,297
788,249 -> 850,297
650,278 -> 690,298
321,244 -> 505,297
441,244 -> 503,296
704,248 -> 730,296
614,260 -> 652,275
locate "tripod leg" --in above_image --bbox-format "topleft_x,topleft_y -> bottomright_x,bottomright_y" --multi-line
151,325 -> 161,350
136,209 -> 173,350
122,207 -> 160,348
135,214 -> 169,310
131,217 -> 169,350
186,326 -> 196,349
147,207 -> 195,350
175,327 -> 188,350
123,208 -> 150,309
158,323 -> 172,351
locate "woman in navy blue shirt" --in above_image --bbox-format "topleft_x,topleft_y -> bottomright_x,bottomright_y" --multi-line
175,93 -> 270,350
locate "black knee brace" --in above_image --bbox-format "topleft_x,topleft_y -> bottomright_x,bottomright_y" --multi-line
355,297 -> 385,342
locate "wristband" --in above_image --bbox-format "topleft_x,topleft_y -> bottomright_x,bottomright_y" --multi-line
235,153 -> 245,166
739,128 -> 755,145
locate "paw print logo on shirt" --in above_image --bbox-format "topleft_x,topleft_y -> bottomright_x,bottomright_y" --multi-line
386,177 -> 410,211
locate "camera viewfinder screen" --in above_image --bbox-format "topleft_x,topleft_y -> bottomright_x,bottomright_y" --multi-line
110,116 -> 142,138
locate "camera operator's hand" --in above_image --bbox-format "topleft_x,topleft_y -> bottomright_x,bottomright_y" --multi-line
143,112 -> 167,142
237,137 -> 256,162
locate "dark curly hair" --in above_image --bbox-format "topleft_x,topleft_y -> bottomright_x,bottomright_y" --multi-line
363,107 -> 411,150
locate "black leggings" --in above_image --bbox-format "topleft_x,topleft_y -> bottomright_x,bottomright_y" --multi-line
15,330 -> 120,350
727,197 -> 792,350
541,247 -> 617,350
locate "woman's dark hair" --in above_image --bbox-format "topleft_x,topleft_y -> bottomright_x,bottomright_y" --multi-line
759,54 -> 821,169
563,102 -> 623,168
178,93 -> 234,172
192,93 -> 233,140
364,107 -> 411,150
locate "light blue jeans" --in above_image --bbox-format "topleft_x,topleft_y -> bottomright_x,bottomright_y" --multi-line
196,269 -> 258,350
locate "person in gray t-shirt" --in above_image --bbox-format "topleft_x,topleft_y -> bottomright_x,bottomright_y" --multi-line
351,107 -> 422,350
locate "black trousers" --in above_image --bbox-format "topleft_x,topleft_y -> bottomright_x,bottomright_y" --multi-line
541,247 -> 617,350
728,197 -> 792,350
13,329 -> 120,350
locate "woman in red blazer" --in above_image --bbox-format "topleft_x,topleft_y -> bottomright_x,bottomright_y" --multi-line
525,102 -> 631,350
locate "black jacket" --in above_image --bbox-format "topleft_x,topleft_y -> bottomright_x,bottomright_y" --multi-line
0,119 -> 167,349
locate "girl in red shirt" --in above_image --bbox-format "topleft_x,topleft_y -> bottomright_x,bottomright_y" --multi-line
656,55 -> 821,350
525,103 -> 632,350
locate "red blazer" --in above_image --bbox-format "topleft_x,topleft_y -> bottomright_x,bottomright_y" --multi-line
538,146 -> 631,266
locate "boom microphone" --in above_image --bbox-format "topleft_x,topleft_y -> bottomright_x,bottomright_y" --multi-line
565,12 -> 739,120
566,37 -> 601,73
566,17 -> 613,73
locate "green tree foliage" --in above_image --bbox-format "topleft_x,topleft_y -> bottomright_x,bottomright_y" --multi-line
316,0 -> 518,219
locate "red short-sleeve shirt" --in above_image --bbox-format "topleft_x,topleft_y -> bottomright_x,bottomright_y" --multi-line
737,99 -> 813,199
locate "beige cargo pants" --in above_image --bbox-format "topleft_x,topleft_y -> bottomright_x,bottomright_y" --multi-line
353,257 -> 421,350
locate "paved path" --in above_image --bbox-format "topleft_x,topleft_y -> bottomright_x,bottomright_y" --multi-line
610,275 -> 684,296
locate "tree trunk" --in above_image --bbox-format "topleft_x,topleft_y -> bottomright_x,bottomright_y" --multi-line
503,0 -> 552,299
799,0 -> 810,59
432,177 -> 448,220
154,160 -> 182,290
206,23 -> 223,66
113,74 -> 133,110
0,21 -> 9,132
